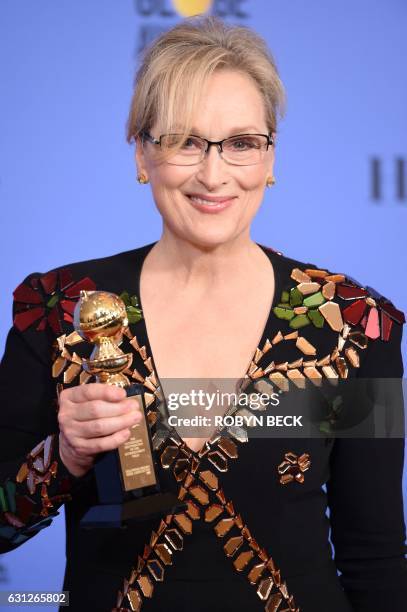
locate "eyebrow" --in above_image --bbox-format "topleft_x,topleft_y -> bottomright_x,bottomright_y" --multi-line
189,126 -> 265,136
171,125 -> 267,138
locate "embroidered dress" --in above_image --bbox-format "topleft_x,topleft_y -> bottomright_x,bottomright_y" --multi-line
1,242 -> 406,612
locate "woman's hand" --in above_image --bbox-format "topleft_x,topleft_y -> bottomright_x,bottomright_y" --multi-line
58,383 -> 143,478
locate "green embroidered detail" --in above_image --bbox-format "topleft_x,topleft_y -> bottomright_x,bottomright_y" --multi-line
0,481 -> 17,515
319,396 -> 344,434
289,314 -> 310,329
273,305 -> 295,321
307,309 -> 324,328
303,291 -> 325,308
274,282 -> 326,330
281,290 -> 290,303
5,481 -> 16,514
120,291 -> 143,324
0,486 -> 7,513
289,287 -> 303,307
46,294 -> 59,309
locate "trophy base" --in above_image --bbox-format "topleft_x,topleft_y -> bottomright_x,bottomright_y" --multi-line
80,492 -> 186,529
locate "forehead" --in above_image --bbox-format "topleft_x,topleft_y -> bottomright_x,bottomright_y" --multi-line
157,69 -> 268,137
196,71 -> 267,135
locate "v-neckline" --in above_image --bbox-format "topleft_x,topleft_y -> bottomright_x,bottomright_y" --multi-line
132,240 -> 284,452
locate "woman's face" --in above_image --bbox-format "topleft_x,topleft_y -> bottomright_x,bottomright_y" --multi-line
136,69 -> 275,248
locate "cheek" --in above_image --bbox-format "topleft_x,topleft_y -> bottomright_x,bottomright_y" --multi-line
234,150 -> 272,191
149,163 -> 191,190
148,165 -> 192,214
235,166 -> 268,192
150,167 -> 193,210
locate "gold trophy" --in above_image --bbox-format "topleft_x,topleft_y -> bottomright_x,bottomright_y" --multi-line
74,290 -> 182,528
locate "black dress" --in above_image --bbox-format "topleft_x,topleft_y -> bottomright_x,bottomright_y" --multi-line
1,241 -> 406,612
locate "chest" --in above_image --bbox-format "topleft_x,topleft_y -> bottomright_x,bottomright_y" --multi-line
140,291 -> 274,453
141,290 -> 273,381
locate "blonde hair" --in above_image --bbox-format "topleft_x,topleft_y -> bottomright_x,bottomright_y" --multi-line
126,16 -> 286,146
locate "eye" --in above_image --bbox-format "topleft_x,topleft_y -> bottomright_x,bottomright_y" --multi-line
163,134 -> 201,150
181,136 -> 202,150
228,136 -> 260,151
234,140 -> 250,149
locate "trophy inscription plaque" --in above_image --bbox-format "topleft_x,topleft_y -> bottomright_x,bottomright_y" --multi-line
73,290 -> 183,528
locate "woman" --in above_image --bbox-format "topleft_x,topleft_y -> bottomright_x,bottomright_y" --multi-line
0,16 -> 406,612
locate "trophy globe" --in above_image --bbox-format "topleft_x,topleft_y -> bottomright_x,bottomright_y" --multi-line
74,290 -> 133,386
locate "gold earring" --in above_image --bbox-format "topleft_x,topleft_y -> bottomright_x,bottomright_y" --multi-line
137,172 -> 149,184
266,176 -> 276,187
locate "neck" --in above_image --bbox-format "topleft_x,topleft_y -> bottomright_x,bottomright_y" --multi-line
146,230 -> 262,288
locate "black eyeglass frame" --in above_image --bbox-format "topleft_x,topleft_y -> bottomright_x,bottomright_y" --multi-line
140,131 -> 274,164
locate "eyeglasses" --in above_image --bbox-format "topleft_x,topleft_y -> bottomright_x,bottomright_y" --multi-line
141,132 -> 274,166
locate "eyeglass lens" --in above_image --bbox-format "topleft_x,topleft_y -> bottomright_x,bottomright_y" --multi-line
159,134 -> 269,165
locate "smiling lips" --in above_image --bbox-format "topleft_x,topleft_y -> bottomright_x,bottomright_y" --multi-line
186,193 -> 236,213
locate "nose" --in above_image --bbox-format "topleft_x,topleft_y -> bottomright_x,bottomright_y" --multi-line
194,143 -> 229,190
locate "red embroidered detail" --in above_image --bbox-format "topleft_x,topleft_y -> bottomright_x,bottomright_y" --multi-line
381,310 -> 393,342
13,269 -> 96,334
342,300 -> 367,326
337,281 -> 405,341
380,301 -> 405,325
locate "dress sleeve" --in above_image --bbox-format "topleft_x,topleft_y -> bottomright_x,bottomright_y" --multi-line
326,318 -> 407,611
0,275 -> 89,554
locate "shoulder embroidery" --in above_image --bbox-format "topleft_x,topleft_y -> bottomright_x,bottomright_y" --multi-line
273,266 -> 405,341
237,264 -> 405,419
13,269 -> 96,334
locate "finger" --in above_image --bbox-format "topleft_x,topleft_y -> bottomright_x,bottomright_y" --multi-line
78,410 -> 142,439
59,429 -> 76,456
75,428 -> 133,456
71,397 -> 142,422
65,383 -> 126,404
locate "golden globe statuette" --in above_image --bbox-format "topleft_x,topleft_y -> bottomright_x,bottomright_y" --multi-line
74,290 -> 183,528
